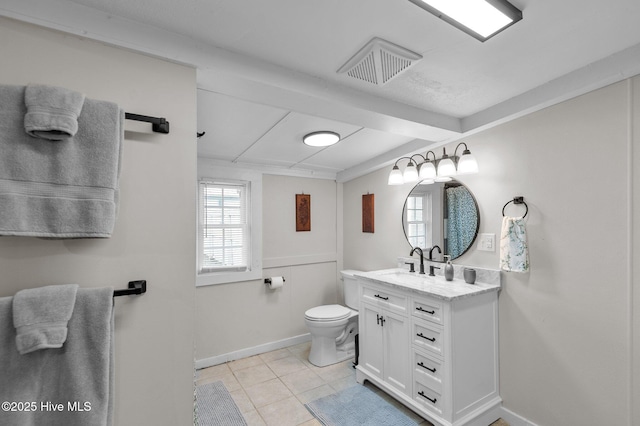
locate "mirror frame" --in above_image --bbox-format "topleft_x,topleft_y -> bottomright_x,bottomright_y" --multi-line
402,179 -> 480,261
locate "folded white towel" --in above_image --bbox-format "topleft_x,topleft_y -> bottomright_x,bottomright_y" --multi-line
500,216 -> 530,273
24,84 -> 85,141
13,284 -> 78,354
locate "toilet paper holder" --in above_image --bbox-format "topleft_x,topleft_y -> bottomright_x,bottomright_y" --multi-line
264,277 -> 286,284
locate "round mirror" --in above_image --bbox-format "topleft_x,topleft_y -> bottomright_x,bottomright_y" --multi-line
402,179 -> 480,261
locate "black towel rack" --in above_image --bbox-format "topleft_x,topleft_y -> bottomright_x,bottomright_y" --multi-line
113,280 -> 147,297
502,196 -> 528,218
125,113 -> 170,134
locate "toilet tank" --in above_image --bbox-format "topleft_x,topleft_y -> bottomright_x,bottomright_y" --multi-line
340,270 -> 361,310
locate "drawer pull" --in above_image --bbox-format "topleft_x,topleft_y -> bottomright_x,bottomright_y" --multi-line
417,332 -> 436,342
417,361 -> 436,373
416,306 -> 435,315
374,294 -> 389,301
418,391 -> 437,404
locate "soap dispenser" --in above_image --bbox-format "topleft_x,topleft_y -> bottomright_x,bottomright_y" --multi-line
444,255 -> 454,281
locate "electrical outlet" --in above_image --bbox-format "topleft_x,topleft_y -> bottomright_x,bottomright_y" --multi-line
478,233 -> 496,252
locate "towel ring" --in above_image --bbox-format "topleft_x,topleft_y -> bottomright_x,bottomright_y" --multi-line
502,196 -> 528,218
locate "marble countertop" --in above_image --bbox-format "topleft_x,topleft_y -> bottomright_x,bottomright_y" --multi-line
355,268 -> 501,301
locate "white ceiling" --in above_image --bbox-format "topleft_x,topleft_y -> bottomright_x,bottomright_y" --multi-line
4,0 -> 640,180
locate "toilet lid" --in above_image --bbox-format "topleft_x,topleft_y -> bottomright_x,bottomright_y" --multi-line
305,304 -> 351,321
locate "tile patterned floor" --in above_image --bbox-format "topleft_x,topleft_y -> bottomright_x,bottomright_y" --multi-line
196,341 -> 431,426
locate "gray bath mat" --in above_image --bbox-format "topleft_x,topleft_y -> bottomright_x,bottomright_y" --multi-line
305,385 -> 419,426
195,381 -> 247,426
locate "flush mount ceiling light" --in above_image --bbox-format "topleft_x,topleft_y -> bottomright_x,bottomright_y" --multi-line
407,0 -> 523,42
388,142 -> 478,186
303,131 -> 341,147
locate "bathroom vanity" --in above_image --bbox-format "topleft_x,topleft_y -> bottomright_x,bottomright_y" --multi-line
355,268 -> 501,426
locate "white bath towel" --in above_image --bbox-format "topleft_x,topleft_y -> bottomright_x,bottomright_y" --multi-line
500,216 -> 530,273
0,85 -> 123,238
0,287 -> 114,426
24,84 -> 85,141
12,284 -> 78,354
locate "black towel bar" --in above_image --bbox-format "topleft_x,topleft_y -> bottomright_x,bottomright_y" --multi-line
125,113 -> 170,134
502,196 -> 528,218
113,280 -> 147,297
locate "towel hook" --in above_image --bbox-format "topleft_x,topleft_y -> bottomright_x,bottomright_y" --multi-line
502,196 -> 528,218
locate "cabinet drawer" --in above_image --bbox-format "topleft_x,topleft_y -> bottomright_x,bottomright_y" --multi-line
412,298 -> 443,325
414,381 -> 443,415
412,349 -> 444,393
362,285 -> 407,315
412,319 -> 444,357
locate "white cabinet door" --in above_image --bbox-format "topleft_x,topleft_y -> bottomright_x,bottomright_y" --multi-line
382,310 -> 410,395
360,302 -> 383,379
360,302 -> 410,395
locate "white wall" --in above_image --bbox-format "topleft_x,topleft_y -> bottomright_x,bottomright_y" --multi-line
195,173 -> 341,362
343,79 -> 639,425
0,18 -> 197,425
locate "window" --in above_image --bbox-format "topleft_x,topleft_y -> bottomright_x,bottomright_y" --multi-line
406,193 -> 432,248
196,168 -> 262,286
198,180 -> 249,273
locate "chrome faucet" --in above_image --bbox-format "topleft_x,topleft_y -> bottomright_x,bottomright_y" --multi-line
428,245 -> 442,276
409,247 -> 425,274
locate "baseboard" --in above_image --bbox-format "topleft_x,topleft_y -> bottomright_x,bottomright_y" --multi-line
195,333 -> 311,370
497,406 -> 538,426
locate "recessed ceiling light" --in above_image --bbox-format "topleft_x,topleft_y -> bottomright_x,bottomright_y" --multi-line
303,131 -> 341,147
408,0 -> 523,42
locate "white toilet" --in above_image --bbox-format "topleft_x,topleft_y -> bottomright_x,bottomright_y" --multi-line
304,270 -> 360,367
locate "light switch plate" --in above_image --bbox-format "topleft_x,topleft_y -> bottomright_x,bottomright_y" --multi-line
478,233 -> 496,252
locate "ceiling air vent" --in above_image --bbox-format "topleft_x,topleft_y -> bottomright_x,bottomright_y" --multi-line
338,37 -> 422,85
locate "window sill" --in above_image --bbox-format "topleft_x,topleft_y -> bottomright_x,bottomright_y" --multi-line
196,269 -> 263,287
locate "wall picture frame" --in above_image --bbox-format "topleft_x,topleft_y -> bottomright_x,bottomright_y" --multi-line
296,193 -> 311,232
362,193 -> 374,233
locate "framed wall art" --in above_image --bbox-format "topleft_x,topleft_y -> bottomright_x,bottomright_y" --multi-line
296,193 -> 311,232
362,193 -> 374,233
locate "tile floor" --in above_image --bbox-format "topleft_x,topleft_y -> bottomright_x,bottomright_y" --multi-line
196,341 -> 432,426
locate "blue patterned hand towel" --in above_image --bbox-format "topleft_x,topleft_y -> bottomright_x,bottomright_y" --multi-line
500,216 -> 530,272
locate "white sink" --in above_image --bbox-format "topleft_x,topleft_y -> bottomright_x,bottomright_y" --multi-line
372,269 -> 437,286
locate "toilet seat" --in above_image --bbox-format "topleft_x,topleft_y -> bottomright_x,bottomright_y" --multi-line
305,304 -> 351,322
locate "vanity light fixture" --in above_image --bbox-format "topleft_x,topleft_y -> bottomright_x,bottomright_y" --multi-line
388,142 -> 479,185
407,0 -> 523,42
303,131 -> 341,147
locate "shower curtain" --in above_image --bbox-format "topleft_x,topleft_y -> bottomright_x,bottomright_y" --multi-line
446,186 -> 477,259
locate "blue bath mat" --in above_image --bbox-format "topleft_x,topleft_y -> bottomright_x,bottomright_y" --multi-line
195,381 -> 247,426
305,385 -> 420,426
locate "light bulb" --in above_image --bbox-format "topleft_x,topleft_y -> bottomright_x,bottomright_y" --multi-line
418,162 -> 437,179
388,165 -> 404,185
457,151 -> 478,174
437,156 -> 456,178
403,162 -> 419,183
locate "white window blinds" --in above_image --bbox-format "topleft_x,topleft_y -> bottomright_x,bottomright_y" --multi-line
406,194 -> 432,248
198,180 -> 250,274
